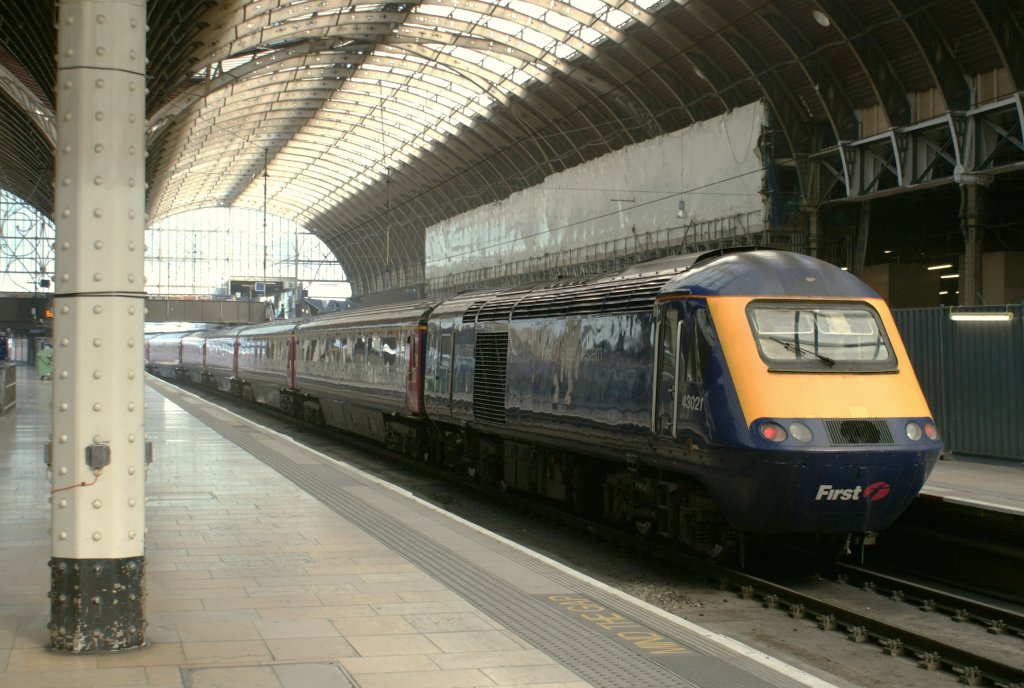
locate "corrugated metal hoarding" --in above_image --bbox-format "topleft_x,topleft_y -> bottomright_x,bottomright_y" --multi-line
892,306 -> 1023,462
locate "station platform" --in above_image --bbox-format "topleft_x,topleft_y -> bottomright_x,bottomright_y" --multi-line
0,368 -> 840,688
919,456 -> 1024,516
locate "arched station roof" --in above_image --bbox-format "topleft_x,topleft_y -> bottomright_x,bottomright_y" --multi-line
1,1 -> 1022,295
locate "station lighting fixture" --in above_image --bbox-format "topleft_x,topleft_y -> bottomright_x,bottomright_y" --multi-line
927,264 -> 954,271
939,273 -> 959,279
949,309 -> 1014,322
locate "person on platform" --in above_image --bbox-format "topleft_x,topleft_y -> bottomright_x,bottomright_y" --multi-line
36,342 -> 53,380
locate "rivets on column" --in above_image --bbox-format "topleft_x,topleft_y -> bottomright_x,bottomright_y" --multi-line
59,499 -> 67,508
59,466 -> 68,475
92,532 -> 102,541
128,531 -> 137,540
93,174 -> 103,185
94,144 -> 103,154
92,403 -> 102,412
61,177 -> 70,187
127,401 -> 136,412
94,240 -> 103,249
94,113 -> 104,123
127,434 -> 135,443
95,79 -> 104,89
61,241 -> 71,250
60,274 -> 69,283
93,305 -> 103,314
127,337 -> 135,347
93,338 -> 102,347
60,338 -> 69,346
128,177 -> 135,187
127,370 -> 136,380
93,370 -> 102,380
128,241 -> 136,251
96,14 -> 105,24
127,466 -> 136,475
62,145 -> 71,154
59,434 -> 67,443
59,371 -> 68,379
60,306 -> 69,314
62,209 -> 70,218
59,531 -> 67,540
59,403 -> 68,412
92,500 -> 102,509
92,273 -> 103,282
128,498 -> 136,507
95,47 -> 105,57
93,208 -> 103,218
127,305 -> 136,315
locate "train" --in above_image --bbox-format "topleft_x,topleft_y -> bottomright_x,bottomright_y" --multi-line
145,248 -> 943,557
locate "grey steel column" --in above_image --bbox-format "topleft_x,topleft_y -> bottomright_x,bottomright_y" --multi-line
959,180 -> 990,306
49,0 -> 147,652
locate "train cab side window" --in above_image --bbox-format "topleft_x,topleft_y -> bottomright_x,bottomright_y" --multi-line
686,308 -> 713,384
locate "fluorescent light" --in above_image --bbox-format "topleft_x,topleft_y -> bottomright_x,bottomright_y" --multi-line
949,312 -> 1014,322
939,273 -> 959,279
939,291 -> 948,295
927,264 -> 953,271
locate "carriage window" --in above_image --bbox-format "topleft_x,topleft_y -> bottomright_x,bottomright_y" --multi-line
366,336 -> 379,364
382,335 -> 397,366
747,302 -> 895,371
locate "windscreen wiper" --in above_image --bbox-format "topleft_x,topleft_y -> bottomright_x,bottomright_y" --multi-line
769,336 -> 836,367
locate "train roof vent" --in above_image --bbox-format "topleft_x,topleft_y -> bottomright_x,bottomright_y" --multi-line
473,332 -> 508,424
511,275 -> 673,319
462,300 -> 487,322
477,296 -> 522,322
824,419 -> 895,445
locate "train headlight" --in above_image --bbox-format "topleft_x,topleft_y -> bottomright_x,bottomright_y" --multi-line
788,422 -> 813,442
759,422 -> 787,442
924,422 -> 938,440
905,422 -> 922,441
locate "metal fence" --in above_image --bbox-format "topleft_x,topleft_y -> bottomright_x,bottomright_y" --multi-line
892,305 -> 1023,462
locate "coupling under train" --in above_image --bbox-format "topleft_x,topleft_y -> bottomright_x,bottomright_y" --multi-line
146,248 -> 942,555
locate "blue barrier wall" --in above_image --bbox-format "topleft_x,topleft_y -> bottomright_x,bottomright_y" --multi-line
893,305 -> 1023,462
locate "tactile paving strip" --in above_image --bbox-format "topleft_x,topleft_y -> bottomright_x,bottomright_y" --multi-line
160,382 -> 817,688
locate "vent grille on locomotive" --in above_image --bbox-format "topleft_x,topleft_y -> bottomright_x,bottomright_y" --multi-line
824,419 -> 895,445
473,332 -> 509,424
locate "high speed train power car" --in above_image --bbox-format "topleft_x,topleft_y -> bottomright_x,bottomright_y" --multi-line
147,248 -> 942,557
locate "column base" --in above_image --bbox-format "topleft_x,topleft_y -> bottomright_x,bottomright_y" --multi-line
49,556 -> 145,652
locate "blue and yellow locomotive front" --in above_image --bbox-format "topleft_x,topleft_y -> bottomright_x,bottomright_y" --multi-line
660,251 -> 942,534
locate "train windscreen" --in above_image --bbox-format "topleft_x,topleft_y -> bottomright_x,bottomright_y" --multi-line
746,302 -> 896,372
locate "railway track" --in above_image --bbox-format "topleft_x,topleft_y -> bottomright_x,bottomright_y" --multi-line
167,379 -> 1024,687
